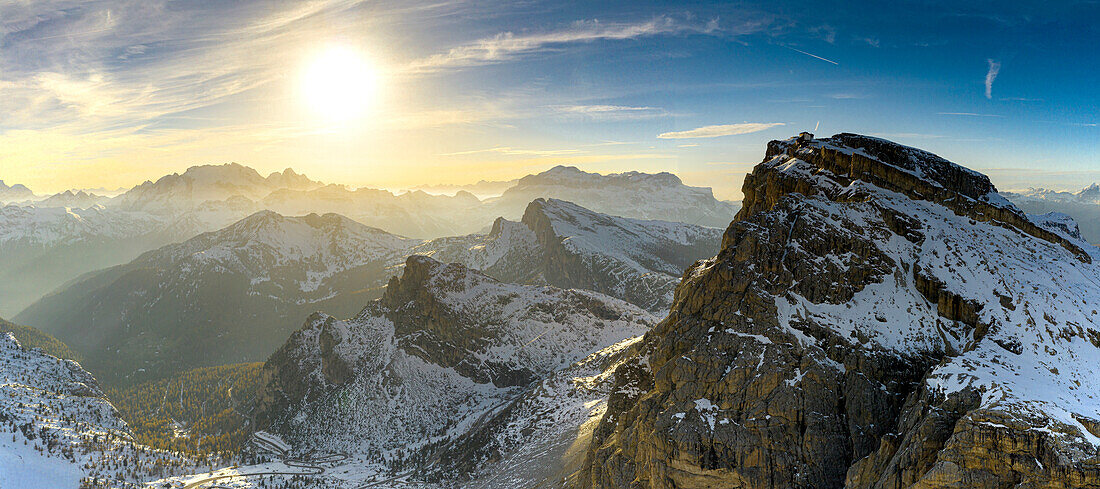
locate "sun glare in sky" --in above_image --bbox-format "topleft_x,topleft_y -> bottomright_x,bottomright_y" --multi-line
299,45 -> 380,122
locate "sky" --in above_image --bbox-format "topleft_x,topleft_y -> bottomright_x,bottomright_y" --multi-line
1,0 -> 1098,200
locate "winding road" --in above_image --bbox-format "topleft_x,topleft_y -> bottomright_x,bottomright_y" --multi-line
180,455 -> 340,489
177,433 -> 412,488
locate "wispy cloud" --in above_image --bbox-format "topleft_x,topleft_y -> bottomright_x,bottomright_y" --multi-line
657,122 -> 784,139
937,112 -> 1004,118
984,59 -> 1001,99
407,17 -> 721,73
548,104 -> 668,120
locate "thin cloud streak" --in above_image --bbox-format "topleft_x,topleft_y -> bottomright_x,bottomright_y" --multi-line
985,59 -> 1001,99
658,122 -> 784,139
783,45 -> 839,65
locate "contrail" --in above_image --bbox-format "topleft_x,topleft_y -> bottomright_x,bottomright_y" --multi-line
784,46 -> 839,65
814,120 -> 820,131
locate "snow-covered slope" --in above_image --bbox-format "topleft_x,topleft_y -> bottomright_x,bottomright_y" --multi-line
1005,184 -> 1100,244
414,198 -> 723,312
250,256 -> 655,483
0,163 -> 732,316
526,198 -> 723,311
15,211 -> 418,384
486,165 -> 740,228
0,332 -> 219,488
17,200 -> 717,387
577,133 -> 1100,489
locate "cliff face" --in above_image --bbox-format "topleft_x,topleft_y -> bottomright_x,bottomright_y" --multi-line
252,256 -> 655,466
521,198 -> 723,312
575,133 -> 1100,489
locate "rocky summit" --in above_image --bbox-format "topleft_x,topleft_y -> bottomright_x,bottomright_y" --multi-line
251,255 -> 656,477
575,133 -> 1100,489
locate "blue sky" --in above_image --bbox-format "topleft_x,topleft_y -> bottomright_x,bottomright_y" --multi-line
1,0 -> 1097,199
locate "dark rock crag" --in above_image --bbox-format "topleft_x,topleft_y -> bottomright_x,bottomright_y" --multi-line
574,133 -> 1100,489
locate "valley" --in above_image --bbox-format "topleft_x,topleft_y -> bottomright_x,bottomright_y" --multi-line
2,134 -> 1099,488
4,3 -> 1095,487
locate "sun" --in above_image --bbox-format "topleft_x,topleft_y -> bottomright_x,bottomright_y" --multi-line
299,45 -> 379,122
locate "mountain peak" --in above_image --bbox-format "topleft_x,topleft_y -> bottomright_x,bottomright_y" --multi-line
519,165 -> 684,188
1077,182 -> 1100,197
580,133 -> 1100,489
382,255 -> 476,309
771,132 -> 1000,202
752,132 -> 1090,262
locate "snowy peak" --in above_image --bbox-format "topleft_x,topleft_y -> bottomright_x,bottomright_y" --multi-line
514,165 -> 685,190
1076,182 -> 1100,203
253,254 -> 654,463
756,132 -> 1091,263
494,166 -> 737,231
0,180 -> 34,202
518,197 -> 724,311
114,163 -> 323,213
36,189 -> 109,208
1030,211 -> 1085,242
265,167 -> 319,190
153,210 -> 414,269
579,133 -> 1100,489
819,133 -> 999,202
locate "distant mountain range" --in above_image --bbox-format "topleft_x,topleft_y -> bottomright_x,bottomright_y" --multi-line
0,163 -> 736,317
196,134 -> 1100,488
16,199 -> 720,385
1004,184 -> 1100,244
5,134 -> 1100,489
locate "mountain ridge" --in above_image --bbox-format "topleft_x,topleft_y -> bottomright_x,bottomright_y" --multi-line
575,132 -> 1100,489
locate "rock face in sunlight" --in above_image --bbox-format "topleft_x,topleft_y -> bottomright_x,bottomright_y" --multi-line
575,133 -> 1100,489
252,256 -> 655,481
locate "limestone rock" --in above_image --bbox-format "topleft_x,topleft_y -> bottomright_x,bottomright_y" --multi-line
574,133 -> 1100,489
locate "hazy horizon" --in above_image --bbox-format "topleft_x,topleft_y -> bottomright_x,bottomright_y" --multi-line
2,1 -> 1097,200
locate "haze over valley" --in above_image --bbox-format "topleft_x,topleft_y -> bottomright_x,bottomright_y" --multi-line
1,1 -> 1098,488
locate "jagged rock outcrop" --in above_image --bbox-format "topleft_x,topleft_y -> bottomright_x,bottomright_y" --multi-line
575,133 -> 1100,489
417,198 -> 723,313
252,256 -> 655,468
